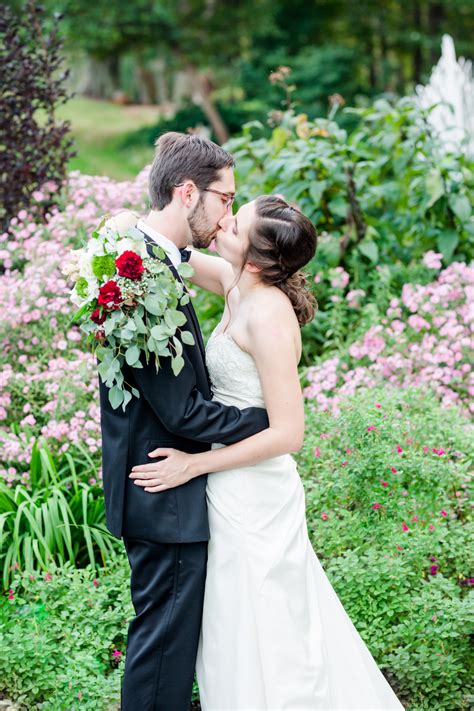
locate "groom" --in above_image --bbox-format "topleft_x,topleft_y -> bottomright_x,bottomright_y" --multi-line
98,132 -> 268,711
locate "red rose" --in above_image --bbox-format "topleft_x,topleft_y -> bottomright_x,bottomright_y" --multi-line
90,307 -> 106,325
98,280 -> 122,310
115,251 -> 144,280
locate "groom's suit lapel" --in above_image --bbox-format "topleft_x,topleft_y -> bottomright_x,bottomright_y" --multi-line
140,232 -> 207,364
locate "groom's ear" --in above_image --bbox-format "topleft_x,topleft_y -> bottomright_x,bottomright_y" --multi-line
245,262 -> 262,274
175,180 -> 197,209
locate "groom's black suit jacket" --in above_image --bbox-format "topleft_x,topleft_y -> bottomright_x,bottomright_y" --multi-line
98,233 -> 269,543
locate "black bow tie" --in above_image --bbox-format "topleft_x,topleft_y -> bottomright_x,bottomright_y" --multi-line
179,247 -> 191,263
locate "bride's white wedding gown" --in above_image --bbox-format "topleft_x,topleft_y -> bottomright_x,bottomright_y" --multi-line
196,329 -> 404,711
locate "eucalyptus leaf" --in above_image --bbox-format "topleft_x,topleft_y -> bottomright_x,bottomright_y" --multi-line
125,345 -> 140,366
181,331 -> 195,346
177,262 -> 194,279
171,355 -> 185,376
108,386 -> 124,410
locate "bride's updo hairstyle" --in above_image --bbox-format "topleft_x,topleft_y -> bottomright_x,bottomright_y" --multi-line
245,196 -> 317,325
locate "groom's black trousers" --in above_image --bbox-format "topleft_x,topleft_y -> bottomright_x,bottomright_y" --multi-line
121,538 -> 208,711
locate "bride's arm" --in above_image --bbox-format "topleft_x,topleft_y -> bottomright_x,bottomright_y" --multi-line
130,301 -> 304,492
187,250 -> 234,296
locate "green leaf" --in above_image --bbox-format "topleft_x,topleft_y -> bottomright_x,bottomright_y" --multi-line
426,169 -> 444,208
68,302 -> 89,326
177,262 -> 194,279
181,331 -> 195,346
122,390 -> 132,410
125,345 -> 140,366
165,309 -> 187,328
272,126 -> 291,150
437,230 -> 459,262
150,324 -> 169,340
358,239 -> 379,264
108,386 -> 124,410
308,181 -> 327,206
171,355 -> 185,376
449,194 -> 471,223
172,336 -> 183,357
144,296 -> 165,315
328,195 -> 348,219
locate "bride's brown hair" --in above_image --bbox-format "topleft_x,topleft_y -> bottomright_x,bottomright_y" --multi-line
244,196 -> 318,325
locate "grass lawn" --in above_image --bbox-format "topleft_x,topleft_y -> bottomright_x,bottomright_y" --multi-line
55,97 -> 159,180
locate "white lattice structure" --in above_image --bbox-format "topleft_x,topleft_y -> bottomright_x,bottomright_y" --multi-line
416,35 -> 474,156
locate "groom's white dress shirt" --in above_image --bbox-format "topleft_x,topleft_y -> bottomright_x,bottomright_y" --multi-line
137,219 -> 181,268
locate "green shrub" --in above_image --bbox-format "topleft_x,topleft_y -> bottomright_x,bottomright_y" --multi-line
298,386 -> 473,710
0,561 -> 130,710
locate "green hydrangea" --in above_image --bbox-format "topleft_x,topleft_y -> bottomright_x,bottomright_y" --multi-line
75,277 -> 89,298
91,254 -> 116,280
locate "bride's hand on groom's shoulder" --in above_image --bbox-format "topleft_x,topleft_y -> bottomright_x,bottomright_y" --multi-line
129,448 -> 195,493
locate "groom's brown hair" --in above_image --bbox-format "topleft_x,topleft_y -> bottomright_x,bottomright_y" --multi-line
149,132 -> 235,210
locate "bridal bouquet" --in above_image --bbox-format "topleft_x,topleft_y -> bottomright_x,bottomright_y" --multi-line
65,213 -> 194,411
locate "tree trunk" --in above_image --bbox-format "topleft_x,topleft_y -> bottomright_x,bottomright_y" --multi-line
137,61 -> 158,104
413,0 -> 423,83
187,67 -> 229,144
428,1 -> 445,64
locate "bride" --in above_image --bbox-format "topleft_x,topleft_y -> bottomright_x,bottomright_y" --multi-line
131,195 -> 404,710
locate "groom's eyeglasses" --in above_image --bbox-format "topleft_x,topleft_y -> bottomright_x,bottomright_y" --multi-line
175,184 -> 235,210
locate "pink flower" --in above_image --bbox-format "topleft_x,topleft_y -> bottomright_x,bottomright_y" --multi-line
389,467 -> 398,474
432,448 -> 445,456
44,573 -> 52,581
412,516 -> 418,522
367,425 -> 377,432
396,445 -> 404,454
380,480 -> 388,487
429,524 -> 435,531
374,403 -> 382,409
342,461 -> 348,467
321,512 -> 329,521
314,446 -> 321,458
93,579 -> 99,588
401,523 -> 410,531
430,565 -> 439,576
423,250 -> 443,270
440,510 -> 448,517
396,545 -> 403,551
372,502 -> 381,510
345,448 -> 353,455
423,446 -> 430,453
112,649 -> 122,658
7,588 -> 14,601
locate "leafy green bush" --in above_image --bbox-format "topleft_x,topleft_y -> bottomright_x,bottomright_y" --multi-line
298,386 -> 473,710
226,97 -> 474,269
0,561 -> 130,710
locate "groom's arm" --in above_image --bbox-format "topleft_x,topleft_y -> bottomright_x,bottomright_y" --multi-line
129,348 -> 268,445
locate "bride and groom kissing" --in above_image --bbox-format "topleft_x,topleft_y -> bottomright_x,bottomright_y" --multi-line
98,132 -> 404,710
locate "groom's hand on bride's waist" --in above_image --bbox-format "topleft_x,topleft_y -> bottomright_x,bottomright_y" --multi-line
129,447 -> 196,493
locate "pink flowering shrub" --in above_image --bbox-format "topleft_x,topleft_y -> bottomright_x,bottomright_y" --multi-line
305,262 -> 474,417
0,168 -> 150,485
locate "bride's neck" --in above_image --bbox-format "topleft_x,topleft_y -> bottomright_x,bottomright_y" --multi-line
232,266 -> 266,299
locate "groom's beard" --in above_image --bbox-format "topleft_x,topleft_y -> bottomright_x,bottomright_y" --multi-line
188,196 -> 218,248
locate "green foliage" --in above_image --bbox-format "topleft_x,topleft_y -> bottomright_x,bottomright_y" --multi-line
227,98 -> 474,268
298,386 -> 473,710
0,561 -> 130,709
0,441 -> 119,587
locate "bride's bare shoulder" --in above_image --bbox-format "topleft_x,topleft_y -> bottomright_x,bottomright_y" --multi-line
247,286 -> 299,335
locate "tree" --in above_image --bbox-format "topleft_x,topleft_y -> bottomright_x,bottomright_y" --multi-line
0,1 -> 75,231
